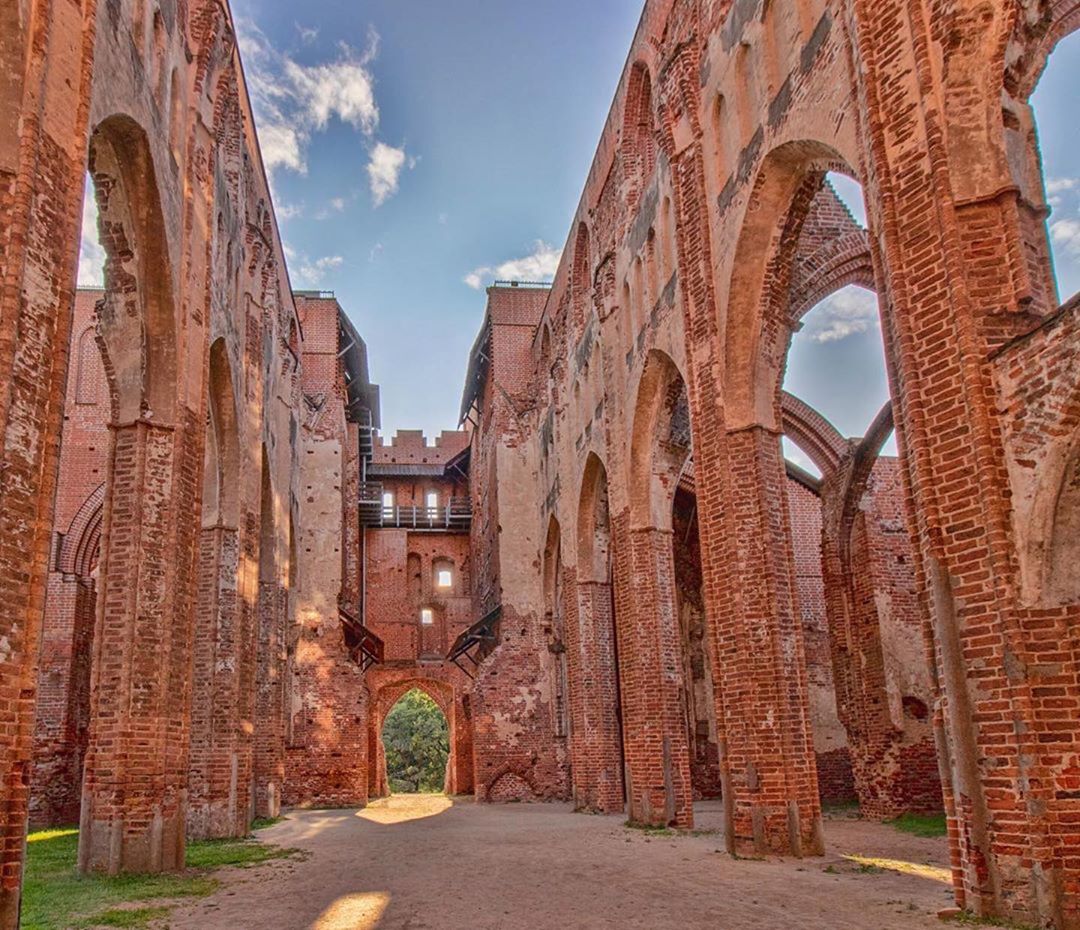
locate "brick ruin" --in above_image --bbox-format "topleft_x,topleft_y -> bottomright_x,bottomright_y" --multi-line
2,0 -> 1079,928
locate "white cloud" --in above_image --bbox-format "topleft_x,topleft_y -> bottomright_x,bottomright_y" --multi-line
438,212 -> 449,226
464,241 -> 563,290
1051,217 -> 1080,256
369,243 -> 384,263
1046,177 -> 1078,196
77,181 -> 105,288
294,254 -> 344,286
295,22 -> 319,44
276,201 -> 304,220
238,22 -> 380,180
802,286 -> 879,344
314,197 -> 347,220
367,142 -> 408,207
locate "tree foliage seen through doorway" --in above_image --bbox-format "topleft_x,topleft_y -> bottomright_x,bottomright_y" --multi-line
382,689 -> 450,794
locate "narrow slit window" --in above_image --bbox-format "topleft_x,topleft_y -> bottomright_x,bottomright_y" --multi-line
382,491 -> 395,515
426,491 -> 439,510
437,568 -> 452,588
420,608 -> 435,626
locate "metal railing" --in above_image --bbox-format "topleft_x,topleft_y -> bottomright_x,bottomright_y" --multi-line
359,482 -> 471,530
340,605 -> 384,672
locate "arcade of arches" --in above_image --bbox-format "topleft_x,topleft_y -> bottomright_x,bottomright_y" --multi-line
1,0 -> 1080,928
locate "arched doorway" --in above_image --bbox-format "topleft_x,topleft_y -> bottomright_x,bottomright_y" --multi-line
367,677 -> 472,800
381,690 -> 450,795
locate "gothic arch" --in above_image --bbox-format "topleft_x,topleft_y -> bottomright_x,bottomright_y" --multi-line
628,349 -> 692,530
58,484 -> 107,578
577,453 -> 612,584
622,61 -> 657,198
723,139 -> 856,431
780,392 -> 847,477
87,114 -> 178,424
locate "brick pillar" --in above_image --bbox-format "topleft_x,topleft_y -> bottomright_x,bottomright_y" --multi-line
843,1 -> 1080,923
711,427 -> 824,855
254,580 -> 285,818
819,463 -> 906,818
570,580 -> 625,813
30,574 -> 97,828
78,418 -> 197,874
617,524 -> 694,828
187,525 -> 249,839
0,2 -> 94,922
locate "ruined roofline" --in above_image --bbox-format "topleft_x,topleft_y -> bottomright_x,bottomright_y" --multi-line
534,0 -> 665,331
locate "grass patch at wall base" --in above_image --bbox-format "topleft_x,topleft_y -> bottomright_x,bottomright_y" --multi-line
888,812 -> 948,838
22,825 -> 297,930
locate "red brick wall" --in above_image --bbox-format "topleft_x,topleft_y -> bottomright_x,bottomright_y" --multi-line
30,291 -> 109,828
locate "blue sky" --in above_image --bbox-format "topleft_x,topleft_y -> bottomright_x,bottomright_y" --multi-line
78,7 -> 1079,454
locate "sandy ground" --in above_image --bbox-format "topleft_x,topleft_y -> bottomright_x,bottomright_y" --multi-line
167,796 -> 1003,930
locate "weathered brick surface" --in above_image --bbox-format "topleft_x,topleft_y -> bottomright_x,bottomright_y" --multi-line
4,1 -> 1080,928
455,1 -> 1080,924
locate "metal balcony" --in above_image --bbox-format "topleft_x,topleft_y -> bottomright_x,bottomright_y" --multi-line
358,482 -> 471,531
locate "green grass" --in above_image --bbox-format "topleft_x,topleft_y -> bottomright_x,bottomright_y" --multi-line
888,812 -> 948,838
941,911 -> 1039,930
21,825 -> 298,930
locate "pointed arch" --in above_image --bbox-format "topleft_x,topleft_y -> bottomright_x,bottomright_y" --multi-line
629,350 -> 692,531
87,114 -> 178,424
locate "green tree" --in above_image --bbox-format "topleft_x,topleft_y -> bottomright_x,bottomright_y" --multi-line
382,689 -> 450,794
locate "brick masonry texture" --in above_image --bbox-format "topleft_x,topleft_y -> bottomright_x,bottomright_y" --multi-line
3,1 -> 1080,930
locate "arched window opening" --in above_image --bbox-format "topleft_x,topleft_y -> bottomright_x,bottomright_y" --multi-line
713,94 -> 729,179
572,223 -> 591,329
542,518 -> 569,739
433,559 -> 454,591
781,174 -> 887,469
75,327 -> 105,405
381,689 -> 450,795
734,44 -> 754,144
1030,30 -> 1080,303
169,69 -> 184,163
645,228 -> 659,309
782,282 -> 890,473
1045,446 -> 1080,604
761,0 -> 785,98
77,173 -> 105,290
623,63 -> 657,195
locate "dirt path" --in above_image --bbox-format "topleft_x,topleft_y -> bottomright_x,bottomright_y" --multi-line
168,796 -> 997,930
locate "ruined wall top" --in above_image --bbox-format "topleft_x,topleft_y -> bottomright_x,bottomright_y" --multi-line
373,430 -> 471,465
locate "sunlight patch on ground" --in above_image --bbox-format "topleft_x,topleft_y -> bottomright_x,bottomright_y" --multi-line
27,828 -> 77,844
842,854 -> 952,884
356,795 -> 452,824
310,892 -> 390,929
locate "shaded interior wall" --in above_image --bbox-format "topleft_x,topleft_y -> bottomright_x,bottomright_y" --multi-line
468,288 -> 571,803
786,476 -> 855,805
672,488 -> 722,799
283,298 -> 366,807
861,460 -> 940,812
30,291 -> 108,827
